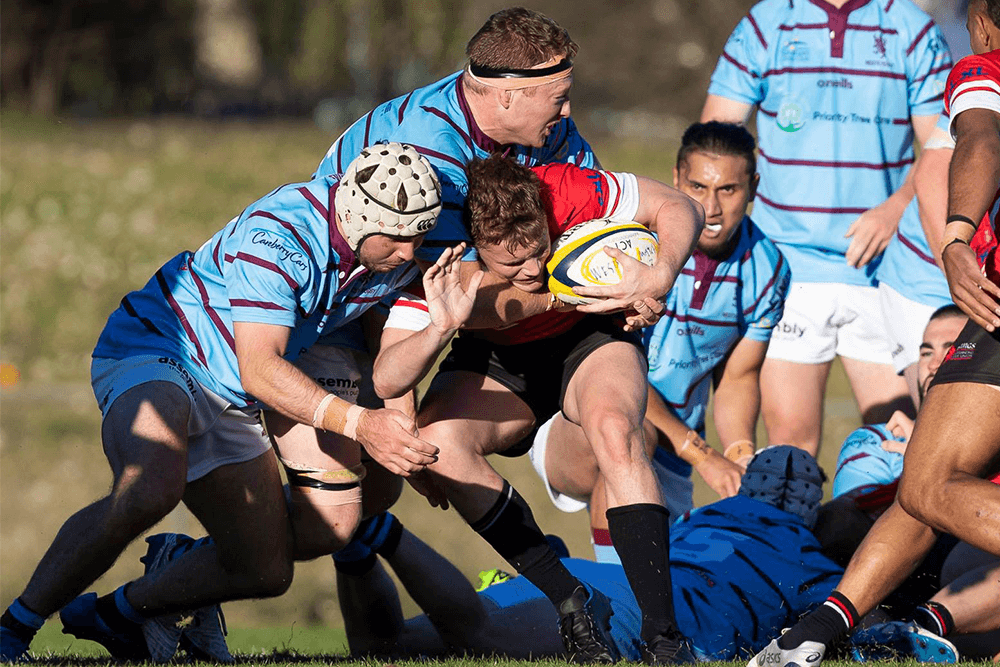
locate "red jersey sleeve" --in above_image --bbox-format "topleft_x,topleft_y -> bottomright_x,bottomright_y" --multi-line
532,163 -> 614,238
945,52 -> 1000,132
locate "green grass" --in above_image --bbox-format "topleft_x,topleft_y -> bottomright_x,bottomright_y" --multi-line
1,111 -> 863,644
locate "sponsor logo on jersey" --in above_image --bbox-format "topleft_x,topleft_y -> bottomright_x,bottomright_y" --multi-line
676,325 -> 706,337
776,322 -> 806,338
781,39 -> 810,63
944,341 -> 976,361
777,100 -> 806,132
250,228 -> 308,271
158,357 -> 199,396
817,78 -> 852,89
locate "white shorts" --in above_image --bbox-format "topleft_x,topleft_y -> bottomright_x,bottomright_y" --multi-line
291,344 -> 381,409
528,417 -> 694,522
878,283 -> 939,374
765,282 -> 893,365
91,355 -> 271,482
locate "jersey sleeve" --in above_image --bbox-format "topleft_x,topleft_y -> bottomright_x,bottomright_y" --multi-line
906,22 -> 952,117
384,286 -> 432,332
741,245 -> 791,343
706,11 -> 768,106
945,54 -> 1000,139
536,164 -> 642,235
225,183 -> 331,328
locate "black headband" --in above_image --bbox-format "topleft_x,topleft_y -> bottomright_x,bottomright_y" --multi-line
468,58 -> 573,79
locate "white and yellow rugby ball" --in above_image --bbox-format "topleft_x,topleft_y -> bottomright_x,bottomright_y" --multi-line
547,218 -> 658,305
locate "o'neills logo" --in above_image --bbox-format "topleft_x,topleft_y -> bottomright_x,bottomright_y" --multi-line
251,229 -> 308,270
817,78 -> 852,89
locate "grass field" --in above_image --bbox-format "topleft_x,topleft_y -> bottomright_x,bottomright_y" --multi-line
1,110 -> 870,661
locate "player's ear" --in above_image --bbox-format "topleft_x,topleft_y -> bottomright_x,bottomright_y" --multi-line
672,165 -> 680,189
499,89 -> 513,110
748,172 -> 760,202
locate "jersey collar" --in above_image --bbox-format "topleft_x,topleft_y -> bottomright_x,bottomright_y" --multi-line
808,0 -> 873,58
328,181 -> 360,276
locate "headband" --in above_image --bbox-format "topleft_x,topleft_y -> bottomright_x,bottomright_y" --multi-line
466,55 -> 573,90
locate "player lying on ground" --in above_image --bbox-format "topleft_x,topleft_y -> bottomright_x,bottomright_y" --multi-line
367,153 -> 703,663
526,121 -> 789,562
333,446 -> 956,663
0,144 -> 469,664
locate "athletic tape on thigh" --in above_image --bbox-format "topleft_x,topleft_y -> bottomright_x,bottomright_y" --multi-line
280,459 -> 366,506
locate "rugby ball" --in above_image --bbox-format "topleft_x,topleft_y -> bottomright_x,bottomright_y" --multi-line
547,218 -> 658,305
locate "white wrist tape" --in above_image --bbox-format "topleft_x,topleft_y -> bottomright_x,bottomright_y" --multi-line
312,394 -> 336,429
344,405 -> 366,441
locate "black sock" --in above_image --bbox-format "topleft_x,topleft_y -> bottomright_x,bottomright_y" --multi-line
471,481 -> 581,607
95,586 -> 142,636
778,591 -> 858,650
914,601 -> 955,637
606,503 -> 677,644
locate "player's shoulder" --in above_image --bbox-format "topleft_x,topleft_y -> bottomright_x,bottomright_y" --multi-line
242,178 -> 336,245
736,217 -> 786,269
950,51 -> 1000,82
880,0 -> 935,27
531,161 -> 597,187
742,0 -> 797,31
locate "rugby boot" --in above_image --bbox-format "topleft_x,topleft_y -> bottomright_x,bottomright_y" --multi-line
60,593 -> 150,662
747,635 -> 825,667
0,625 -> 31,663
141,533 -> 232,662
643,629 -> 696,665
475,568 -> 513,592
557,585 -> 618,664
848,621 -> 958,663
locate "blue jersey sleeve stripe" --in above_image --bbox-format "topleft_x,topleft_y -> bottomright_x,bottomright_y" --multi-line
225,252 -> 302,291
906,20 -> 936,56
762,66 -> 906,81
155,268 -> 209,368
913,62 -> 955,85
296,186 -> 330,221
759,147 -> 914,170
409,144 -> 467,170
121,296 -> 166,338
420,105 -> 473,151
895,230 -> 938,265
398,91 -> 413,124
721,50 -> 760,79
189,264 -> 236,353
746,13 -> 768,48
229,299 -> 290,311
248,210 -> 317,264
756,192 -> 868,215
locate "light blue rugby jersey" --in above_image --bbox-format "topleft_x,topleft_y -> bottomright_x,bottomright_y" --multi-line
876,113 -> 952,307
93,176 -> 419,408
480,497 -> 841,661
644,217 -> 790,475
314,71 -> 598,262
833,423 -> 905,497
708,0 -> 952,286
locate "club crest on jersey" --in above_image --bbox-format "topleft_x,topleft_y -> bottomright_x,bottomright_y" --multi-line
873,34 -> 887,58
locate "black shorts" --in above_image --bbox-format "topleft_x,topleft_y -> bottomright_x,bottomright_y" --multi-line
929,319 -> 1000,389
437,317 -> 643,456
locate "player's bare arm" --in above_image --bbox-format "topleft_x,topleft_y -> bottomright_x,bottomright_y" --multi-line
644,383 -> 743,499
574,177 -> 704,311
844,114 -> 939,268
233,321 -> 439,476
913,128 -> 954,270
373,245 -> 483,399
712,337 -> 767,469
942,107 -> 1000,331
700,94 -> 754,125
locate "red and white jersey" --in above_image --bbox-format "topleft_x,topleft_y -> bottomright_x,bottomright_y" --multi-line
384,164 -> 641,343
945,50 -> 1000,286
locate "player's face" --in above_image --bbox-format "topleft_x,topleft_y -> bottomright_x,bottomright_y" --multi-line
477,237 -> 551,292
506,78 -> 573,148
673,151 -> 758,258
357,234 -> 425,272
917,314 -> 968,399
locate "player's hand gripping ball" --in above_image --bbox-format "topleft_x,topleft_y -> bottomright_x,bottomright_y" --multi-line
546,218 -> 658,305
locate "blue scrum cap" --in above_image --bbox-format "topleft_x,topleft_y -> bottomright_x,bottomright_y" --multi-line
739,445 -> 827,528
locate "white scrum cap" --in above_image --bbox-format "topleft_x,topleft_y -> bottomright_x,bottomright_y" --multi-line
334,142 -> 442,251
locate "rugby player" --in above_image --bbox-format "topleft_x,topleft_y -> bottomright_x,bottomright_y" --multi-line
334,447 -> 957,664
702,0 -> 954,455
527,122 -> 790,562
0,145 -> 454,663
313,7 -> 662,328
372,154 -> 703,663
747,4 -> 1000,662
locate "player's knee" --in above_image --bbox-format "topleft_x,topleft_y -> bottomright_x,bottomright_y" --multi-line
897,472 -> 946,527
248,558 -> 295,598
109,474 -> 185,534
587,410 -> 642,465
